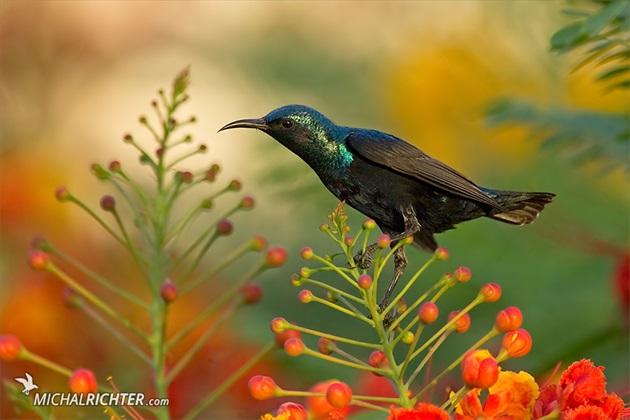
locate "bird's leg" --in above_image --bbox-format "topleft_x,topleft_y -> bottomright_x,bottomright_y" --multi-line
378,245 -> 407,313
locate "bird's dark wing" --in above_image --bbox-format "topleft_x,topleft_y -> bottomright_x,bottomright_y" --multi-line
346,131 -> 505,210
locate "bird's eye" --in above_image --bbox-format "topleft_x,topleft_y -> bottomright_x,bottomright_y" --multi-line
281,118 -> 294,129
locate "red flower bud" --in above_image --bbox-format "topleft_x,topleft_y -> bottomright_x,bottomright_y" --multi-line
28,250 -> 49,270
298,289 -> 313,303
368,350 -> 388,375
307,380 -> 351,419
275,329 -> 301,348
160,279 -> 178,303
418,302 -> 439,324
0,335 -> 22,361
216,219 -> 233,235
448,310 -> 471,333
240,196 -> 255,209
435,247 -> 449,260
265,247 -> 288,267
228,179 -> 242,191
250,235 -> 267,251
69,369 -> 97,394
357,274 -> 373,289
317,337 -> 335,355
108,160 -> 121,172
248,375 -> 278,400
454,266 -> 472,282
241,283 -> 262,305
300,247 -> 314,260
284,338 -> 306,356
377,234 -> 391,248
494,306 -> 523,332
55,186 -> 71,202
100,195 -> 116,212
461,350 -> 499,389
501,328 -> 532,359
326,381 -> 352,408
480,283 -> 502,302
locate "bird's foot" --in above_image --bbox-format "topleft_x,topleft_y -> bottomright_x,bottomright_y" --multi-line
349,250 -> 373,270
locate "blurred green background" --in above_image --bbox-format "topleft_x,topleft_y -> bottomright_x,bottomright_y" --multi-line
1,1 -> 628,419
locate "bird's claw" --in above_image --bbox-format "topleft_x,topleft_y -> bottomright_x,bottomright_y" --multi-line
352,250 -> 373,270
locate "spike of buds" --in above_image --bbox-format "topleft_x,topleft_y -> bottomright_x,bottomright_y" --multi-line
69,369 -> 97,394
0,335 -> 23,361
326,381 -> 352,408
480,283 -> 502,302
248,375 -> 278,400
494,306 -> 523,332
418,302 -> 439,324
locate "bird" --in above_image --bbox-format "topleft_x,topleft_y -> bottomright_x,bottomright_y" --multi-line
15,373 -> 39,395
219,104 -> 555,311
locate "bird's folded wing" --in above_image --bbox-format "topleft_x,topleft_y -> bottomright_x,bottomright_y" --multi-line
346,132 -> 505,210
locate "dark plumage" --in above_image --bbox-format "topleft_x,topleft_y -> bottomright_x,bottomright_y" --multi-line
220,104 -> 555,309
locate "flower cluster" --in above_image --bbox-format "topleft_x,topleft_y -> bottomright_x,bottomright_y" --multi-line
250,203 -> 541,418
1,69 -> 287,418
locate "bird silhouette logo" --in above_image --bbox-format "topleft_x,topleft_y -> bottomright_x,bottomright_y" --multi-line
15,373 -> 39,396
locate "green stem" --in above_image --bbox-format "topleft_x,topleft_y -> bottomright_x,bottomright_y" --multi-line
303,348 -> 389,375
48,245 -> 148,308
311,296 -> 372,324
289,325 -> 379,349
67,196 -> 126,246
46,262 -> 147,339
21,349 -> 72,377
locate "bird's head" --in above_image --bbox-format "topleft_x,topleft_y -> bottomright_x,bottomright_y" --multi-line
219,105 -> 352,170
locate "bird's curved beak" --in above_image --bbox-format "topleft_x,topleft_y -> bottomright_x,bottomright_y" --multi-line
218,118 -> 268,132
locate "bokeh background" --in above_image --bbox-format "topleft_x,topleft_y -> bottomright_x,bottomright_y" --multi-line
1,1 -> 628,419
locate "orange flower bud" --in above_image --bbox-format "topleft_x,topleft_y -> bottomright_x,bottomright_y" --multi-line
265,247 -> 288,267
434,247 -> 449,260
298,289 -> 313,303
501,328 -> 532,358
454,266 -> 472,282
284,338 -> 305,356
28,250 -> 49,270
248,375 -> 278,400
418,302 -> 439,324
307,380 -> 350,420
449,310 -> 471,333
69,369 -> 97,394
276,402 -> 307,420
357,274 -> 373,289
480,283 -> 502,302
495,306 -> 523,332
461,350 -> 499,389
326,381 -> 352,408
0,335 -> 22,361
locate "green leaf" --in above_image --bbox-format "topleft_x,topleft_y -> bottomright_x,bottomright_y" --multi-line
571,40 -> 616,72
604,78 -> 630,90
580,0 -> 628,36
550,22 -> 589,52
597,65 -> 630,80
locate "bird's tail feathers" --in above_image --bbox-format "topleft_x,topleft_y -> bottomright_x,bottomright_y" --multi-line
490,191 -> 555,226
